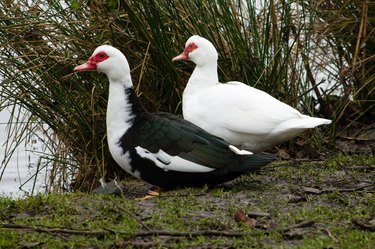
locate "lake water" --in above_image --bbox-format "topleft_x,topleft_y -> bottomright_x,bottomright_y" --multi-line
0,109 -> 47,198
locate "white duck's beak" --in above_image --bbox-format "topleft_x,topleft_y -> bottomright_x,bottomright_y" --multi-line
172,51 -> 189,61
74,60 -> 97,71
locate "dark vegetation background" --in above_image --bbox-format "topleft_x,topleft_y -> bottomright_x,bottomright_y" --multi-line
0,0 -> 373,192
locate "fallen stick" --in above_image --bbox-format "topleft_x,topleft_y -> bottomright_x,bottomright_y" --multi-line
0,223 -> 250,238
0,220 -> 315,238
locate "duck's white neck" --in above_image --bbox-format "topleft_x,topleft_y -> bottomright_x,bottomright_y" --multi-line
184,61 -> 219,96
106,77 -> 141,146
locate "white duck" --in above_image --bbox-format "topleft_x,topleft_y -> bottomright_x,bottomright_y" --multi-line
173,35 -> 331,153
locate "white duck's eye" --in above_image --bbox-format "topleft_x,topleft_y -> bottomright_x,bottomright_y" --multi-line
186,42 -> 197,52
95,52 -> 109,61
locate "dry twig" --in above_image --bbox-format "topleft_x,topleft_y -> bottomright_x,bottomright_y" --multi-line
0,220 -> 316,238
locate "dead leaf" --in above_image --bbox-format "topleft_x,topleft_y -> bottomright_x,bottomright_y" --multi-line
295,138 -> 305,146
277,149 -> 290,159
295,143 -> 320,159
19,241 -> 42,248
288,194 -> 307,203
267,219 -> 278,230
301,186 -> 322,195
234,209 -> 257,228
92,181 -> 124,195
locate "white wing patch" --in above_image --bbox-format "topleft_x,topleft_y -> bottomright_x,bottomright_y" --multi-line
135,146 -> 214,173
228,145 -> 253,155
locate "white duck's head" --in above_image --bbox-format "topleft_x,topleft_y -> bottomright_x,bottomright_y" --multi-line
172,35 -> 218,67
74,45 -> 131,85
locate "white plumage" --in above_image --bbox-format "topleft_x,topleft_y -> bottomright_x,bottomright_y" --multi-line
134,146 -> 215,173
173,35 -> 332,153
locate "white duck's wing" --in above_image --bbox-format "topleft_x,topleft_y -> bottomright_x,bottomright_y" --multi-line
186,81 -> 304,136
228,82 -> 307,133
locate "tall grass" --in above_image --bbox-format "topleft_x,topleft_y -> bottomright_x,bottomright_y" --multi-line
302,0 -> 374,133
0,0 -> 372,192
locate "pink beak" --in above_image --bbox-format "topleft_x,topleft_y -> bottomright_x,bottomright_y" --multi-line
172,52 -> 189,61
74,61 -> 97,71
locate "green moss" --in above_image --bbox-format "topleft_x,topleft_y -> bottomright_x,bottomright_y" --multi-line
1,156 -> 374,248
325,154 -> 375,168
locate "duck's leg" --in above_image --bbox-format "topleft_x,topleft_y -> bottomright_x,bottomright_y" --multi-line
136,186 -> 163,200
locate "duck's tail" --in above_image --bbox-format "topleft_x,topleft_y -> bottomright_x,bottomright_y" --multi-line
272,116 -> 331,135
234,153 -> 277,172
299,116 -> 332,128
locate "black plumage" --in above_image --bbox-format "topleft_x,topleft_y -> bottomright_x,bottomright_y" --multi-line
118,88 -> 275,188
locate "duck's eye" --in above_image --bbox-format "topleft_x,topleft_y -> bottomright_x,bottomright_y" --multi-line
95,52 -> 109,62
185,42 -> 198,52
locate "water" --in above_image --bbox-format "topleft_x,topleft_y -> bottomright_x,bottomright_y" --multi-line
0,109 -> 47,198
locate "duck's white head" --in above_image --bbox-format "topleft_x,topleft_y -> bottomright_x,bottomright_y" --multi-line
172,35 -> 218,66
74,45 -> 132,85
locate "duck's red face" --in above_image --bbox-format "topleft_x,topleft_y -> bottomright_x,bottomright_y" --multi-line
172,42 -> 198,61
185,42 -> 198,53
74,51 -> 109,71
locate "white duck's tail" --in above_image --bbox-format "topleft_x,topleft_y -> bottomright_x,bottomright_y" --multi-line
300,115 -> 332,128
273,116 -> 331,135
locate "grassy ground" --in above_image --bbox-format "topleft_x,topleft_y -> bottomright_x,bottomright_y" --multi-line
0,155 -> 374,248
